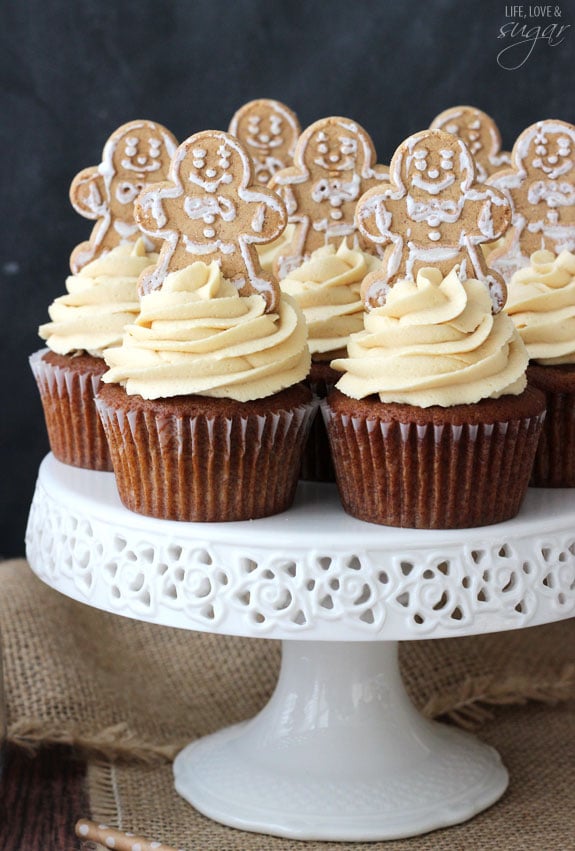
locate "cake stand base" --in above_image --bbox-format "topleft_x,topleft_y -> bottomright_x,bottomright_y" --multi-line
174,640 -> 508,841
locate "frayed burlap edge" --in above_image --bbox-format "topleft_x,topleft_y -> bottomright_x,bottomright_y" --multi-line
10,664 -> 575,765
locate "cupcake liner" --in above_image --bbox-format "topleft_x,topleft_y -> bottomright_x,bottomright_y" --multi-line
301,374 -> 337,482
322,401 -> 546,529
96,391 -> 318,522
300,363 -> 340,483
529,390 -> 575,487
30,348 -> 113,471
526,366 -> 575,487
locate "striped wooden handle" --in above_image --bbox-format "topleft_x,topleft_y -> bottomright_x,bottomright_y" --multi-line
75,819 -> 184,851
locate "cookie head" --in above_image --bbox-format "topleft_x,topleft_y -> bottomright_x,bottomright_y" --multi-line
431,106 -> 502,161
522,123 -> 575,180
106,121 -> 176,211
302,119 -> 369,177
185,135 -> 244,194
401,132 -> 473,205
229,99 -> 300,184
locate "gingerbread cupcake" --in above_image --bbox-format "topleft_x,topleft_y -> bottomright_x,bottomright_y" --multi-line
268,116 -> 389,479
31,120 -> 177,469
490,119 -> 575,485
97,130 -> 315,522
323,129 -> 545,529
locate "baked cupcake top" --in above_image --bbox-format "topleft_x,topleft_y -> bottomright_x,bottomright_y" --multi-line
505,249 -> 575,365
280,239 -> 379,358
39,238 -> 158,357
102,260 -> 309,402
332,265 -> 528,407
103,130 -> 311,402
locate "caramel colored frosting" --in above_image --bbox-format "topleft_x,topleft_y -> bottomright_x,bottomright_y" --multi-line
39,239 -> 157,357
505,250 -> 575,365
332,266 -> 528,407
102,261 -> 310,402
280,240 -> 380,357
257,223 -> 296,274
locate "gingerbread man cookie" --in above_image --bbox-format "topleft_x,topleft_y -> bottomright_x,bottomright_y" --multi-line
228,98 -> 301,185
268,116 -> 389,278
430,106 -> 511,183
69,120 -> 178,273
487,119 -> 575,279
134,130 -> 287,312
355,128 -> 511,312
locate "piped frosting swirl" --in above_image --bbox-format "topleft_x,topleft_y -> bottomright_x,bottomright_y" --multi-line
102,261 -> 310,402
280,240 -> 380,357
332,265 -> 528,407
39,239 -> 157,357
505,250 -> 575,365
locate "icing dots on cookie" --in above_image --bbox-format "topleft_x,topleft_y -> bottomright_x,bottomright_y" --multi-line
268,116 -> 389,278
488,119 -> 575,279
134,130 -> 287,312
356,128 -> 511,312
69,120 -> 178,273
228,99 -> 301,186
430,106 -> 511,182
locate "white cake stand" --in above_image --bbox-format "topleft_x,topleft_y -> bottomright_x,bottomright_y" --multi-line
26,454 -> 575,841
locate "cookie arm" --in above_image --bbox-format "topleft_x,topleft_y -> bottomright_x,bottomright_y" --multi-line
465,186 -> 511,244
355,186 -> 399,248
134,183 -> 181,295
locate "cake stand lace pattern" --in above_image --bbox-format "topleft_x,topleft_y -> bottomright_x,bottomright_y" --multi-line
26,473 -> 575,638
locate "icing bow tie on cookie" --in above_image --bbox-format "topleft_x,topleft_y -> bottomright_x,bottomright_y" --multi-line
69,119 -> 178,273
355,128 -> 511,312
134,130 -> 288,312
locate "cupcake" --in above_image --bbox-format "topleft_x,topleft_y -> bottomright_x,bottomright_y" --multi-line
323,128 -> 545,529
324,267 -> 545,528
268,115 -> 389,478
96,130 -> 315,522
280,239 -> 380,480
31,239 -> 159,470
30,119 -> 177,470
505,249 -> 575,486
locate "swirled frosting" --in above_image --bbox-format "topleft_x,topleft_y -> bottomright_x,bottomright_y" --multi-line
102,261 -> 310,402
257,223 -> 296,273
332,266 -> 528,407
39,239 -> 157,357
505,249 -> 575,365
280,240 -> 380,357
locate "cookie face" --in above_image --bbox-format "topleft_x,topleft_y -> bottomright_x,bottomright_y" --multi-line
134,130 -> 287,312
356,128 -> 511,312
488,119 -> 575,278
430,106 -> 510,182
269,116 -> 389,277
69,120 -> 178,273
228,98 -> 301,185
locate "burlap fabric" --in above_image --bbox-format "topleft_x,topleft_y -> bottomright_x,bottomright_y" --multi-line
1,559 -> 574,849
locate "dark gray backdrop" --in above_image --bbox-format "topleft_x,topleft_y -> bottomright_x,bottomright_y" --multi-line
2,0 -> 574,556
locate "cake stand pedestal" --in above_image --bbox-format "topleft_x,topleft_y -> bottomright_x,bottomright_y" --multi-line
26,454 -> 575,841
